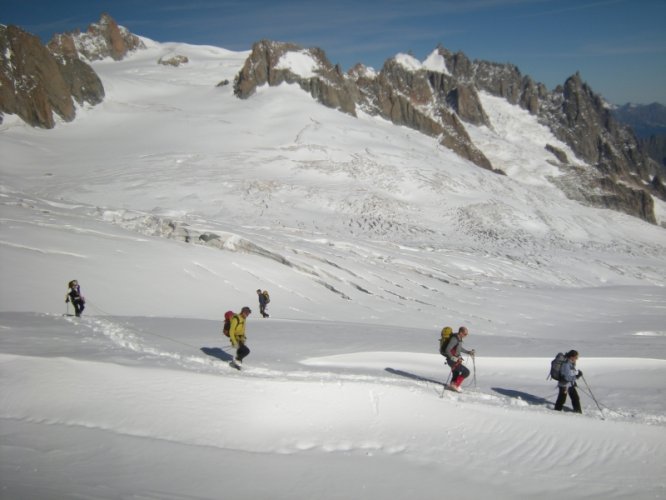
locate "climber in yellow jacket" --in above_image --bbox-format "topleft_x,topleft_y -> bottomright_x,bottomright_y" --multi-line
229,306 -> 252,370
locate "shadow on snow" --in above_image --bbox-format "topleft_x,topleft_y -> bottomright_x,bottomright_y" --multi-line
385,367 -> 446,386
201,346 -> 233,362
492,387 -> 553,407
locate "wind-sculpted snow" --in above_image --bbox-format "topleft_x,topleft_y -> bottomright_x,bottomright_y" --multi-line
1,313 -> 665,499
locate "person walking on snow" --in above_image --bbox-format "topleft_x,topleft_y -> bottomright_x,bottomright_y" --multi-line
257,289 -> 270,318
65,279 -> 85,317
554,350 -> 583,414
443,326 -> 475,392
229,306 -> 252,369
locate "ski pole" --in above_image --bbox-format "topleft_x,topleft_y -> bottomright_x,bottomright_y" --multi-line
440,371 -> 452,398
581,375 -> 603,413
581,375 -> 624,416
472,355 -> 477,388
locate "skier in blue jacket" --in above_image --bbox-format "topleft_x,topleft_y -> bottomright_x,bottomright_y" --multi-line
554,350 -> 583,413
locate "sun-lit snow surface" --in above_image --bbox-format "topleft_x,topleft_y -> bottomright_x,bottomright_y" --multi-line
1,39 -> 665,499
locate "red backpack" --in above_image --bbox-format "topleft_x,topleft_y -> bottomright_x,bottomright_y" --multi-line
222,310 -> 234,337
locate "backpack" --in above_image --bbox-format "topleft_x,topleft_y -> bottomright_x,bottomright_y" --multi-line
262,290 -> 270,304
222,310 -> 234,337
439,326 -> 453,356
549,352 -> 566,380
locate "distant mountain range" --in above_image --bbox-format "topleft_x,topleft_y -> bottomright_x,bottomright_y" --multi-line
0,13 -> 664,225
612,103 -> 666,169
612,102 -> 666,138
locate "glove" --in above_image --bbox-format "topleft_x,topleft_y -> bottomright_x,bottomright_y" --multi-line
65,297 -> 70,303
576,370 -> 583,379
469,349 -> 476,357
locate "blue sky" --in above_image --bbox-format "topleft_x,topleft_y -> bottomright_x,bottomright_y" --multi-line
3,0 -> 665,104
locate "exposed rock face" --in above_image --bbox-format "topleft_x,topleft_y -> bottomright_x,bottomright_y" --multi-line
367,57 -> 495,171
0,25 -> 88,128
234,41 -> 496,172
59,13 -> 146,61
233,41 -> 661,223
539,74 -> 659,223
234,40 -> 358,115
545,144 -> 569,164
158,55 -> 189,67
47,32 -> 105,110
0,13 -> 147,128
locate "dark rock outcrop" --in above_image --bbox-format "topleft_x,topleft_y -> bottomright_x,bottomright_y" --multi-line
56,13 -> 145,62
47,32 -> 105,109
366,58 -> 494,171
0,24 -> 103,128
545,144 -> 569,164
234,40 -> 358,115
538,74 -> 659,222
0,13 -> 148,128
158,55 -> 189,67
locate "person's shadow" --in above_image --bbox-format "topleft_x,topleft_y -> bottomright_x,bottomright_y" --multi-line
201,347 -> 233,362
492,387 -> 552,406
385,368 -> 445,386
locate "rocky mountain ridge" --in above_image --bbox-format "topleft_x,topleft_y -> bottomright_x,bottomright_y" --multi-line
0,14 -> 663,225
234,40 -> 662,224
0,13 -> 143,129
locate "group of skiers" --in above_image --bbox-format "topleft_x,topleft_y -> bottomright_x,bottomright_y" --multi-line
65,279 -> 583,413
440,326 -> 583,413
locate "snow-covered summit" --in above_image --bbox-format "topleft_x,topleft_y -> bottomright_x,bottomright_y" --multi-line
393,49 -> 450,75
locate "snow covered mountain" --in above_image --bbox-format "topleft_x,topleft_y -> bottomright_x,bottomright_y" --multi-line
2,14 -> 664,223
1,14 -> 665,500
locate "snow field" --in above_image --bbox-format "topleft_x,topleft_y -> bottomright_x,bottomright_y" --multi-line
1,38 -> 665,500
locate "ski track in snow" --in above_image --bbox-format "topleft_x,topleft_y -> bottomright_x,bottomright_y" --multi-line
47,315 -> 666,427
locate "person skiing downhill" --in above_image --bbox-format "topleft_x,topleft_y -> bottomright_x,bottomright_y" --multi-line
443,326 -> 475,392
229,306 -> 252,369
554,350 -> 583,414
65,279 -> 85,317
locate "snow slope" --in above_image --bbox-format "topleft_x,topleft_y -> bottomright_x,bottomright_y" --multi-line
1,39 -> 665,499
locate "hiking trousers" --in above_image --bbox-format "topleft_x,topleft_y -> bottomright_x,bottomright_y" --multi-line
235,343 -> 250,363
72,299 -> 85,317
447,360 -> 470,386
554,385 -> 582,413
